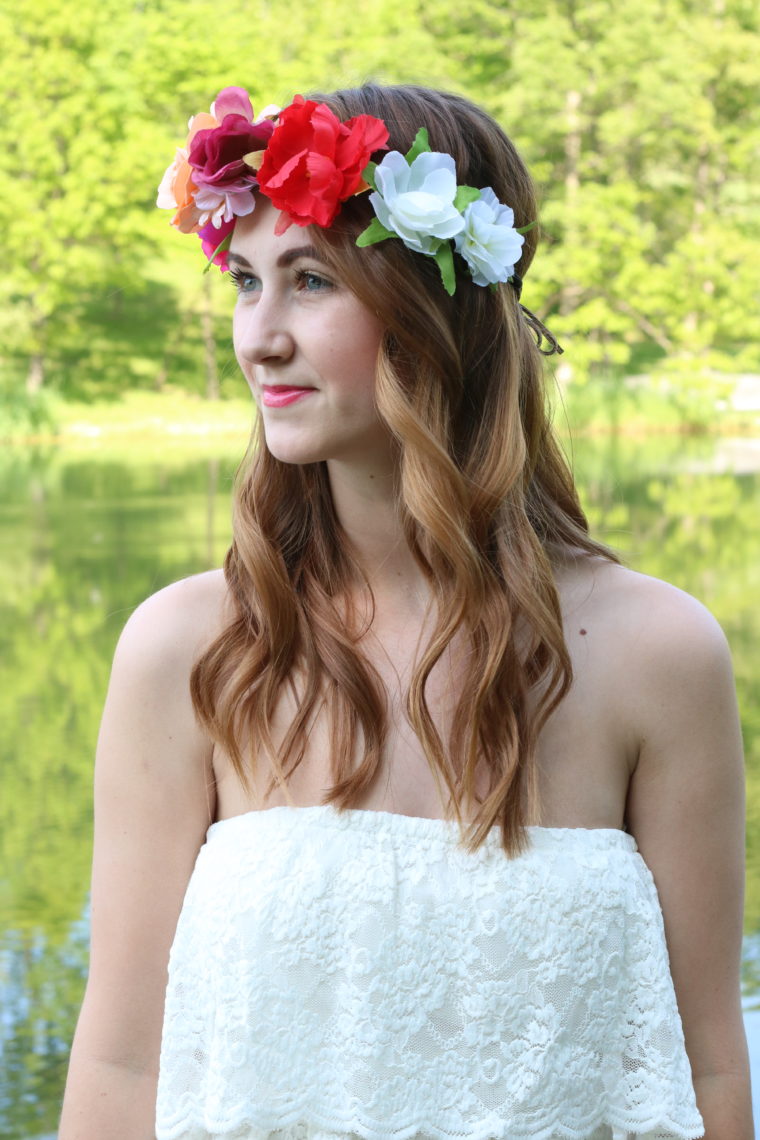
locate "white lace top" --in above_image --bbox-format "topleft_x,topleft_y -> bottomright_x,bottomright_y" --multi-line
156,806 -> 704,1140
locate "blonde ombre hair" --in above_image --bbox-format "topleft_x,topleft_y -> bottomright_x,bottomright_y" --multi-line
191,84 -> 616,855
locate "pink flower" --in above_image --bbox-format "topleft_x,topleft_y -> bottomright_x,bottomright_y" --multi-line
210,86 -> 255,122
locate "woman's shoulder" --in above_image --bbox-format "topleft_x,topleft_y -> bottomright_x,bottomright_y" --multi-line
114,568 -> 232,681
93,571 -> 233,838
556,555 -> 734,710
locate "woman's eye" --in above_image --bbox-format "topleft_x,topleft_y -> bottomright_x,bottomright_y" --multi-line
295,269 -> 332,293
229,269 -> 259,294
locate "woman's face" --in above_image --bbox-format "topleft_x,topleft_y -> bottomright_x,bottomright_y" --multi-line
230,198 -> 390,469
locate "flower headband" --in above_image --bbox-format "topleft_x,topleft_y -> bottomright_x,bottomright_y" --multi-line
157,88 -> 562,351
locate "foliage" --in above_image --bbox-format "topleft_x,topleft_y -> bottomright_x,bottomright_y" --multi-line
1,0 -> 758,415
0,0 -> 169,390
428,0 -> 760,381
0,387 -> 61,441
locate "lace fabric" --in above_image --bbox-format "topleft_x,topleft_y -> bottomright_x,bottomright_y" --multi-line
156,806 -> 704,1140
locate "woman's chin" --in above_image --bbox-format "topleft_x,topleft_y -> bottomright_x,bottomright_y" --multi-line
262,435 -> 327,466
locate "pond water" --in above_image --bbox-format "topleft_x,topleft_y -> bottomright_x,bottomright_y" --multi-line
1,434 -> 759,1138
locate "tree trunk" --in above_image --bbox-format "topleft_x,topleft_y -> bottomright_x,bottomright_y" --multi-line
682,143 -> 711,350
26,353 -> 44,395
557,88 -> 583,386
206,458 -> 219,569
202,274 -> 219,401
683,0 -> 721,353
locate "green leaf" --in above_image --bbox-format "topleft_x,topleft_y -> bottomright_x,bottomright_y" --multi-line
361,161 -> 378,192
203,232 -> 232,274
405,127 -> 430,164
433,242 -> 456,296
454,185 -> 481,212
516,221 -> 537,235
356,218 -> 396,247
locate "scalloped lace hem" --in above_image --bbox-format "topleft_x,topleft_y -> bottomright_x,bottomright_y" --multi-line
155,1113 -> 705,1140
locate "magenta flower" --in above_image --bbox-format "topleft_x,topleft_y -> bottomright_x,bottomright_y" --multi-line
184,87 -> 276,230
188,113 -> 275,225
198,216 -> 235,271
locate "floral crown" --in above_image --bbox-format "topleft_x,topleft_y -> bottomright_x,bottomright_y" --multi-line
157,87 -> 562,351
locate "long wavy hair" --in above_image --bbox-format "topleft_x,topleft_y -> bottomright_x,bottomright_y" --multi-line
191,83 -> 616,854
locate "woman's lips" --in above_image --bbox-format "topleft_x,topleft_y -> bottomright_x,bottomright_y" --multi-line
261,386 -> 315,408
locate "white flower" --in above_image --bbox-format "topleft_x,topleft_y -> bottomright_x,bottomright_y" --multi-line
454,187 -> 525,287
254,102 -> 281,122
370,150 -> 465,256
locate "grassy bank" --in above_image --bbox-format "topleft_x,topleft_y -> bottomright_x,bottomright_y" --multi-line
2,378 -> 760,445
552,372 -> 760,438
1,388 -> 254,447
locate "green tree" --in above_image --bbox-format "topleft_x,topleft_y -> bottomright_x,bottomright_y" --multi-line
0,0 -> 176,393
427,0 -> 760,395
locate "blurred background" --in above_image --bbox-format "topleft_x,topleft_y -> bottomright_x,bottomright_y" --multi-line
1,0 -> 759,1135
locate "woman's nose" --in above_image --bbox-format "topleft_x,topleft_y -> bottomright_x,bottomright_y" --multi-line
234,296 -> 295,366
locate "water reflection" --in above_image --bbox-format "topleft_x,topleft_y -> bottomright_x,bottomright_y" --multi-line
0,447 -> 240,1139
0,437 -> 758,1137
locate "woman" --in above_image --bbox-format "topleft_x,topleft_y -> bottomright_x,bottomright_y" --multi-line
59,83 -> 752,1138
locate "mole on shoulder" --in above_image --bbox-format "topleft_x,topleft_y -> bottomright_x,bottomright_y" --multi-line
579,628 -> 587,636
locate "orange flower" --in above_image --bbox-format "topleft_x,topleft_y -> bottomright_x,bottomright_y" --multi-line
157,111 -> 220,234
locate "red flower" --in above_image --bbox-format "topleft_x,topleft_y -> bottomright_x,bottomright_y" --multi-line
257,96 -> 389,229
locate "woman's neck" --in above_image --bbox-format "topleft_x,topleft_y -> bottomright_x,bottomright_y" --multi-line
326,456 -> 430,615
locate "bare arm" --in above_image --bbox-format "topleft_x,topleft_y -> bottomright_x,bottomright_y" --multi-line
625,583 -> 753,1138
59,574 -> 225,1139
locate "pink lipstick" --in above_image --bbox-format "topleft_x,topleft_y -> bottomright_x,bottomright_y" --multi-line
261,386 -> 315,408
